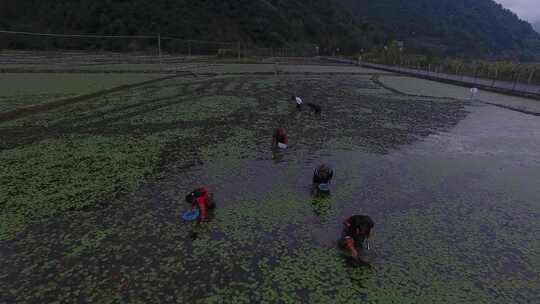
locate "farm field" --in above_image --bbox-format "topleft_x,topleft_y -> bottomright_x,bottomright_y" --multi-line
0,73 -> 162,113
1,63 -> 539,303
378,75 -> 540,114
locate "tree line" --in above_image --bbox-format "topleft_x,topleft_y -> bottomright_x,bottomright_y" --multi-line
0,0 -> 386,55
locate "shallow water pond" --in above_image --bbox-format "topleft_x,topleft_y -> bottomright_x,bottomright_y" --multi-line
1,73 -> 539,303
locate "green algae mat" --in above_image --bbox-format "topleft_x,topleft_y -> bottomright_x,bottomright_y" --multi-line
1,73 -> 539,303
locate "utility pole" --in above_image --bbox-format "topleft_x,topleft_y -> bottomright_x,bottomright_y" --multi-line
157,33 -> 162,67
512,70 -> 521,91
158,34 -> 162,58
491,67 -> 498,87
528,69 -> 535,84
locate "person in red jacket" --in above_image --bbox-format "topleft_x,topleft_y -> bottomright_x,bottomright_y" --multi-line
185,187 -> 215,223
272,128 -> 288,149
339,215 -> 374,259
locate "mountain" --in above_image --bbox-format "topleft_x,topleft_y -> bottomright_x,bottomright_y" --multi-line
0,0 -> 385,54
337,0 -> 540,60
2,0 -> 539,59
533,22 -> 540,33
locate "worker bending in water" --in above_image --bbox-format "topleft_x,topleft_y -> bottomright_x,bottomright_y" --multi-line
313,164 -> 333,184
292,95 -> 321,114
272,128 -> 288,149
312,164 -> 333,194
339,215 -> 374,259
185,187 -> 215,223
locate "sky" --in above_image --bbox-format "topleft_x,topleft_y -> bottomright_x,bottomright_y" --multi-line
494,0 -> 540,23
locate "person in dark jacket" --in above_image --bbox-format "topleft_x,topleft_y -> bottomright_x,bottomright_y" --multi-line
272,127 -> 289,149
339,215 -> 374,259
312,164 -> 333,195
313,164 -> 333,184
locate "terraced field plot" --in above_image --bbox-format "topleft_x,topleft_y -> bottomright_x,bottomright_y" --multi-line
1,71 -> 539,304
378,75 -> 540,114
0,73 -> 161,113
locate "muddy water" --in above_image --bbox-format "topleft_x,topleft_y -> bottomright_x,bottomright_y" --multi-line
1,74 -> 539,303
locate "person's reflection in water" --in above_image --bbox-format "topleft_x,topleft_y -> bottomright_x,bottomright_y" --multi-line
344,254 -> 372,268
310,176 -> 332,219
311,195 -> 331,218
271,148 -> 285,163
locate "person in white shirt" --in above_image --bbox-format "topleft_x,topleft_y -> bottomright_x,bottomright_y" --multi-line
292,95 -> 303,110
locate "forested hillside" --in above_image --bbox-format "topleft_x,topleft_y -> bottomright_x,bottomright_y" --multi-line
1,0 -> 539,59
337,0 -> 540,59
0,0 -> 385,54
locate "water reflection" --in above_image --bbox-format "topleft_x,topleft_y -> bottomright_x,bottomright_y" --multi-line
311,194 -> 332,217
271,147 -> 286,163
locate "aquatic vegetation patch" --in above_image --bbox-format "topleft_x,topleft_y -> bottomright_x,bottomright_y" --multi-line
4,73 -> 525,303
65,229 -> 111,258
251,78 -> 281,89
120,96 -> 257,126
0,93 -> 77,113
190,189 -> 539,303
200,127 -> 257,161
352,196 -> 540,303
0,132 -> 177,240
